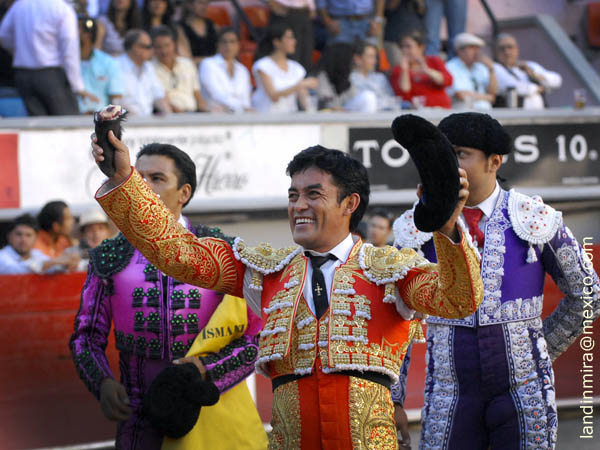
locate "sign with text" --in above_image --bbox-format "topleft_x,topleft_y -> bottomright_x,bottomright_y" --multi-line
15,124 -> 320,211
349,123 -> 600,191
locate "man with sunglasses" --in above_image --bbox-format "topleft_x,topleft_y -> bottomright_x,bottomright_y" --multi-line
117,29 -> 171,116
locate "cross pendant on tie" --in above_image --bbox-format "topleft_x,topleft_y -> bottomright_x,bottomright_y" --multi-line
314,283 -> 323,296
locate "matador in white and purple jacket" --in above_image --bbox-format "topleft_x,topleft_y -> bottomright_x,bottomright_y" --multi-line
392,112 -> 599,450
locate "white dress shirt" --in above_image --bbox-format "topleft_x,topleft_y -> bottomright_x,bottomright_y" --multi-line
117,54 -> 165,116
0,0 -> 84,92
463,182 -> 501,245
199,54 -> 252,112
493,61 -> 562,110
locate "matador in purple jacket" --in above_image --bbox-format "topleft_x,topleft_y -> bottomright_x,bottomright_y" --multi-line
70,143 -> 261,450
392,113 -> 599,450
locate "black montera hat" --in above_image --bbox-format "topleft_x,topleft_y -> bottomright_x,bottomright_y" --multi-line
438,112 -> 512,155
392,114 -> 460,232
143,363 -> 220,438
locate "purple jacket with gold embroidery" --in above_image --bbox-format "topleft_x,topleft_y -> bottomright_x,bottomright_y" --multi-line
70,221 -> 261,403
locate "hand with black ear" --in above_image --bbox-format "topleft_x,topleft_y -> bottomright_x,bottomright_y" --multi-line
92,105 -> 132,186
391,114 -> 469,239
142,363 -> 220,438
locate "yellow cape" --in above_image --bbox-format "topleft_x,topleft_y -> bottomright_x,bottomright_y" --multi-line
162,295 -> 268,450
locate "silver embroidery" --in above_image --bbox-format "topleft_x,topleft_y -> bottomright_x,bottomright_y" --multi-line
420,324 -> 458,450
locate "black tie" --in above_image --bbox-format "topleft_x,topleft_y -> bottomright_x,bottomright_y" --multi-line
306,252 -> 337,319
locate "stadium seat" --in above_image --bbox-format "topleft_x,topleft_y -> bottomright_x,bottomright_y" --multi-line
378,47 -> 391,72
206,5 -> 232,27
240,6 -> 270,41
587,2 -> 600,47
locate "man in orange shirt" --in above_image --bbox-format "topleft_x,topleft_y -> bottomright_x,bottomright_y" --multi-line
34,200 -> 77,258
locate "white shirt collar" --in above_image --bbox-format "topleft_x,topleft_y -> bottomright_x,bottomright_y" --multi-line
469,182 -> 501,218
177,215 -> 188,228
304,233 -> 354,263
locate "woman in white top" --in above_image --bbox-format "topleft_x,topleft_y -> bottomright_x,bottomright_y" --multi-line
251,23 -> 318,113
199,28 -> 252,112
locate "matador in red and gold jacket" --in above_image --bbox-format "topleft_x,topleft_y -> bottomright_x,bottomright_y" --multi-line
95,158 -> 483,450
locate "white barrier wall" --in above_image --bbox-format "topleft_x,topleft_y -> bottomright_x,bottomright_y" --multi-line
0,109 -> 599,218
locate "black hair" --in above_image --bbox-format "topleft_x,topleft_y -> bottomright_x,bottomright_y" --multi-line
123,29 -> 148,51
369,207 -> 393,228
318,42 -> 354,95
286,146 -> 370,231
150,24 -> 176,42
255,22 -> 292,61
79,16 -> 98,43
8,214 -> 38,234
353,39 -> 377,57
218,26 -> 238,42
108,0 -> 142,35
38,201 -> 68,232
398,30 -> 426,46
137,143 -> 197,207
142,0 -> 175,31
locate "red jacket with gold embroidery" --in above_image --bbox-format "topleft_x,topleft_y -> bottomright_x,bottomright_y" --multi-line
97,169 -> 483,383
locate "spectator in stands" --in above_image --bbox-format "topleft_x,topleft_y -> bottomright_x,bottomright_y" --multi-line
424,0 -> 466,59
0,214 -> 78,274
79,208 -> 111,251
151,25 -> 210,112
34,201 -> 78,260
177,0 -> 218,66
0,0 -> 96,116
318,0 -> 385,45
267,0 -> 315,72
383,0 -> 425,67
446,32 -> 496,109
252,23 -> 317,112
142,0 -> 175,32
493,33 -> 562,109
199,28 -> 252,112
390,30 -> 452,108
366,207 -> 393,247
349,40 -> 396,111
117,29 -> 171,115
314,42 -> 356,110
96,0 -> 143,56
79,17 -> 123,113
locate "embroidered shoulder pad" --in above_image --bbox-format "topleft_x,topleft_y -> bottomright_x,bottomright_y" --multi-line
393,204 -> 433,249
192,224 -> 236,246
507,189 -> 562,245
232,238 -> 302,275
89,233 -> 135,278
359,243 -> 427,285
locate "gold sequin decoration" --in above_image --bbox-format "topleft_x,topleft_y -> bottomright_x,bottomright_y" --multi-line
362,245 -> 426,283
269,381 -> 301,450
97,169 -> 240,293
399,232 -> 483,318
349,377 -> 398,450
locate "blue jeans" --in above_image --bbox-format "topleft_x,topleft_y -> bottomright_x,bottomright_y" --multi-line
329,17 -> 371,44
424,0 -> 467,58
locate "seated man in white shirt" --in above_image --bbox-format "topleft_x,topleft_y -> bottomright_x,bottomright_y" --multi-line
0,214 -> 78,275
493,33 -> 562,109
199,28 -> 253,113
151,25 -> 212,113
446,32 -> 497,110
117,29 -> 171,116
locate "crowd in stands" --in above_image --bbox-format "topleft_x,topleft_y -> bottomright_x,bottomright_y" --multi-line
0,200 -> 113,275
0,0 -> 563,117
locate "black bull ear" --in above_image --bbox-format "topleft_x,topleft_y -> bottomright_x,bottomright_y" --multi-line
391,114 -> 460,233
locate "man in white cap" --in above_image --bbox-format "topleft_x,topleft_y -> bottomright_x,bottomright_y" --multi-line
79,207 -> 112,251
446,32 -> 497,109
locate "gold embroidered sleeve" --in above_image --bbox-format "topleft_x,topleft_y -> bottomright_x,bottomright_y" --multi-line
398,231 -> 483,318
96,168 -> 242,295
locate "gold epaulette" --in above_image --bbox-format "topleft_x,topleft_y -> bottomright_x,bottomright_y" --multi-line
358,243 -> 427,285
232,238 -> 302,275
